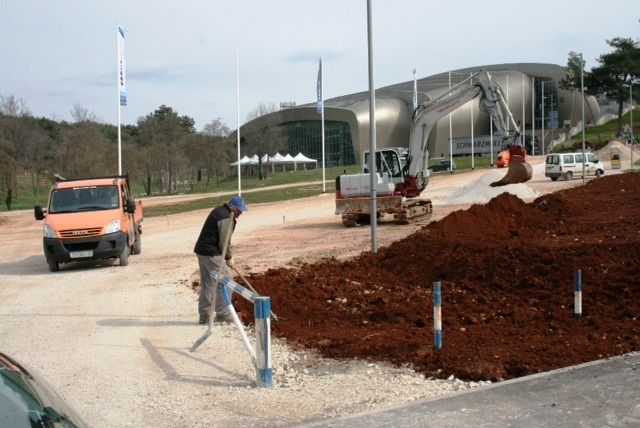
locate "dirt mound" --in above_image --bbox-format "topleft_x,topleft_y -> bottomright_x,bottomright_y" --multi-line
235,173 -> 640,381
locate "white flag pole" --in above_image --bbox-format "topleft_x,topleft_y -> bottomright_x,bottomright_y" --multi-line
317,56 -> 326,193
236,43 -> 241,196
116,22 -> 123,175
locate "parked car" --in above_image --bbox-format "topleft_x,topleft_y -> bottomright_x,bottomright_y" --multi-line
0,352 -> 87,427
545,152 -> 605,181
428,159 -> 456,172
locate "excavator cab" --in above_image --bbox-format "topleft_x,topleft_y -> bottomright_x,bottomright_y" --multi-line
363,148 -> 407,187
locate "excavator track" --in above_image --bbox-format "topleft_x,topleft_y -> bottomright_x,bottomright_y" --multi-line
394,199 -> 433,224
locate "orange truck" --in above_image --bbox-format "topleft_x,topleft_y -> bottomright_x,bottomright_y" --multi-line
34,175 -> 143,272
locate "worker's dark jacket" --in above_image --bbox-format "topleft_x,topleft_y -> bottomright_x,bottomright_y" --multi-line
194,204 -> 236,257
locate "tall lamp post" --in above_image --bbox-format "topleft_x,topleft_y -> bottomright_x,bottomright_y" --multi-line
366,0 -> 378,253
630,82 -> 635,170
580,53 -> 586,184
541,80 -> 545,156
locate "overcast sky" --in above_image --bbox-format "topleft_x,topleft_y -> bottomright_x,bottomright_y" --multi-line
2,0 -> 638,131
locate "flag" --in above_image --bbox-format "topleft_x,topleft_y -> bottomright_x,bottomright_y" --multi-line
316,57 -> 323,114
117,25 -> 127,106
412,67 -> 418,110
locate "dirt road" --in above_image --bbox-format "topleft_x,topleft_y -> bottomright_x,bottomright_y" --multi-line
0,158 -> 621,427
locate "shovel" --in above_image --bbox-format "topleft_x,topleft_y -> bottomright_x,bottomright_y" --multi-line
231,265 -> 279,321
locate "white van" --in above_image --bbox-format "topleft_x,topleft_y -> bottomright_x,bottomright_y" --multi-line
545,153 -> 605,181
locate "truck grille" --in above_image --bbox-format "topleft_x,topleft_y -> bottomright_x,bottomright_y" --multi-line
59,227 -> 103,238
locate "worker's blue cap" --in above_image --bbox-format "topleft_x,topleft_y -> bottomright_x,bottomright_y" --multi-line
228,196 -> 248,212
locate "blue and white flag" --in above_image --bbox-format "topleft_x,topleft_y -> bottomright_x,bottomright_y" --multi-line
316,57 -> 323,114
117,25 -> 127,106
412,67 -> 418,110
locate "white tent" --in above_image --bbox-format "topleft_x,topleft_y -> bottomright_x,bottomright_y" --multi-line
230,155 -> 251,167
269,152 -> 284,173
248,154 -> 260,165
293,152 -> 317,171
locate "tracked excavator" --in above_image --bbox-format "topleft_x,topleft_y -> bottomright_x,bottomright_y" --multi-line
335,70 -> 531,227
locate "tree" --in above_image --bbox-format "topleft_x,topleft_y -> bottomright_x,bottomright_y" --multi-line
582,38 -> 640,134
70,102 -> 100,123
0,94 -> 31,117
243,102 -> 284,179
202,118 -> 230,137
136,105 -> 195,194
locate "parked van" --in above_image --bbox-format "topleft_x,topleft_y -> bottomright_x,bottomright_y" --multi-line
545,153 -> 605,181
34,175 -> 143,272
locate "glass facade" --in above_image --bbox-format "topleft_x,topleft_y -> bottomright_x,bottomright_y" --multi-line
282,121 -> 355,167
534,77 -> 559,130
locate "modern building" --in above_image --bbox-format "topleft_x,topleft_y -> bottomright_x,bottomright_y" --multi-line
239,63 -> 600,167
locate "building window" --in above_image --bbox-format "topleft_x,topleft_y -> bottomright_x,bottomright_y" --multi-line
282,121 -> 355,167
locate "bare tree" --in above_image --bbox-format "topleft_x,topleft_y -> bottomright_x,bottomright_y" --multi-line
70,102 -> 100,123
246,102 -> 278,122
0,94 -> 31,117
202,118 -> 230,137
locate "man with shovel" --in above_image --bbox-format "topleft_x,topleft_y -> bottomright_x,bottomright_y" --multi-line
194,196 -> 248,324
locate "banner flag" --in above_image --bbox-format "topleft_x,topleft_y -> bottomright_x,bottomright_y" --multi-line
316,57 -> 323,114
117,25 -> 127,106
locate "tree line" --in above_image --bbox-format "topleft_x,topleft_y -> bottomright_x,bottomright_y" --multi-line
560,37 -> 640,134
0,99 -> 237,210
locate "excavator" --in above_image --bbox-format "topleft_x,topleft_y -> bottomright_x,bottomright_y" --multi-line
335,70 -> 532,227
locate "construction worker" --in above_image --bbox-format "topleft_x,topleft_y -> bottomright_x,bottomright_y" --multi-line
194,196 -> 248,324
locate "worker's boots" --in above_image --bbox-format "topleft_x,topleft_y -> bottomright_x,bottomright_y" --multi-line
198,314 -> 209,325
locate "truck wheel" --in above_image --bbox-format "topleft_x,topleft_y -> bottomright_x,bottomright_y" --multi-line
565,171 -> 573,181
551,177 -> 558,181
595,169 -> 602,178
47,259 -> 59,272
119,246 -> 130,266
132,235 -> 142,255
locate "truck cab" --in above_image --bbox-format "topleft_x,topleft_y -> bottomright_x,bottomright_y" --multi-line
34,175 -> 143,272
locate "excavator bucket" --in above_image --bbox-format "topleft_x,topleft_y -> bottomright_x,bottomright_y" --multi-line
490,155 -> 533,187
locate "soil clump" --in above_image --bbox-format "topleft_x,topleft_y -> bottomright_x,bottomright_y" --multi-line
234,173 -> 640,381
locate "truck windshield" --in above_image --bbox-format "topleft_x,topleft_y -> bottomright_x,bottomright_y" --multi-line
49,185 -> 120,214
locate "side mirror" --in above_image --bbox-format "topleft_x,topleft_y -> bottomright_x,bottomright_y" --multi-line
34,205 -> 45,220
125,198 -> 136,214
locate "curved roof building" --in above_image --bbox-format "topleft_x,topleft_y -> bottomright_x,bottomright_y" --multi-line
240,63 -> 600,166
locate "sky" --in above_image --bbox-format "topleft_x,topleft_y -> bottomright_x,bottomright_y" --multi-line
2,0 -> 639,132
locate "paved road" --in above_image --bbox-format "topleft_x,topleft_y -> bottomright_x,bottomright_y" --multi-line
301,352 -> 640,427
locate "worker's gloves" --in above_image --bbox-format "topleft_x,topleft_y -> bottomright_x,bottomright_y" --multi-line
226,258 -> 235,268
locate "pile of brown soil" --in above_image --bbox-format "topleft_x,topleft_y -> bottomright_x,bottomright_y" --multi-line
235,173 -> 640,381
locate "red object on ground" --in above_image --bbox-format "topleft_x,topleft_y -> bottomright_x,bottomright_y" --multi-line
236,174 -> 640,381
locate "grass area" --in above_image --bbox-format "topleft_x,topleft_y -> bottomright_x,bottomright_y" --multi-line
1,165 -> 359,213
554,108 -> 638,153
144,184 -> 324,217
452,155 -> 494,170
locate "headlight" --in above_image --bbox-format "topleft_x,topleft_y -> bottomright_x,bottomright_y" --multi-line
43,224 -> 55,238
106,219 -> 121,234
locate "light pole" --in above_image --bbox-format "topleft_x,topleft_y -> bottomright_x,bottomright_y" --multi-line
580,53 -> 586,184
449,70 -> 453,173
366,0 -> 378,253
541,80 -> 545,156
630,82 -> 635,170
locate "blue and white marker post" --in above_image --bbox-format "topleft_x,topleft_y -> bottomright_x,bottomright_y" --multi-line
433,281 -> 442,350
574,269 -> 582,319
254,296 -> 273,388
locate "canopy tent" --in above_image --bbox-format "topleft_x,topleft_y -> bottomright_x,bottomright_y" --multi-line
229,152 -> 317,173
230,155 -> 251,167
293,152 -> 317,171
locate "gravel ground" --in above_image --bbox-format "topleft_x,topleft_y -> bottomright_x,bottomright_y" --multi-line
0,153 -> 627,427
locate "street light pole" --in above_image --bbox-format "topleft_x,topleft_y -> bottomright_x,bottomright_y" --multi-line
580,53 -> 586,184
541,80 -> 545,156
630,82 -> 635,170
366,0 -> 378,253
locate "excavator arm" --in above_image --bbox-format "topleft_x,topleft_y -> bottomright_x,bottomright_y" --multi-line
403,70 -> 528,195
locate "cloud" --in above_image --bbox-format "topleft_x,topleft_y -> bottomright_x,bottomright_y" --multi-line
52,66 -> 190,88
